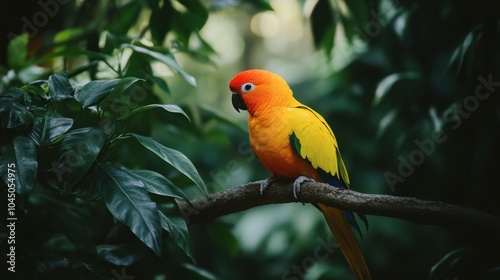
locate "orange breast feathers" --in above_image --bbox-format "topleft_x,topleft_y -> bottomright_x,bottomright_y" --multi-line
229,69 -> 318,180
247,105 -> 321,181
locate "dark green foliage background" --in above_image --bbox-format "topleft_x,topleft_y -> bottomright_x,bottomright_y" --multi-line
1,0 -> 500,279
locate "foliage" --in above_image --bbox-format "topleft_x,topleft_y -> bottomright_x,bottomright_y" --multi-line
0,70 -> 210,276
0,0 -> 225,278
1,0 -> 500,279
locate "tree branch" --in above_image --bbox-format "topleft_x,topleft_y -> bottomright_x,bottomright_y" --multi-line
177,180 -> 500,232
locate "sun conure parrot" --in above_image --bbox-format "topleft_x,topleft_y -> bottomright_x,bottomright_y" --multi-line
229,69 -> 371,280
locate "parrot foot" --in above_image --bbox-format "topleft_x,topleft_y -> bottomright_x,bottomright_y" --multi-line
260,176 -> 277,195
293,176 -> 315,199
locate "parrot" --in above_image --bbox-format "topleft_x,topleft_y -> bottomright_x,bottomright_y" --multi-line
229,69 -> 371,280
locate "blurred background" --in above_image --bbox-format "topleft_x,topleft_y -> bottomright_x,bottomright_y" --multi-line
1,0 -> 500,279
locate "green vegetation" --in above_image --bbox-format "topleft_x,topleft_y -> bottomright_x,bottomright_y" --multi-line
1,0 -> 499,279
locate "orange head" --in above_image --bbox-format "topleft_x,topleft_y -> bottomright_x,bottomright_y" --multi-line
229,69 -> 294,115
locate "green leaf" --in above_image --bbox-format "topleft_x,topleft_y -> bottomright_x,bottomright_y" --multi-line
96,244 -> 146,266
96,162 -> 162,256
181,263 -> 218,280
158,209 -> 192,261
7,33 -> 29,70
14,136 -> 38,194
0,88 -> 34,129
148,0 -> 173,44
310,0 -> 336,53
241,0 -> 274,11
64,168 -> 101,200
74,79 -> 121,108
21,84 -> 50,100
0,136 -> 38,195
57,127 -> 106,188
146,74 -> 170,95
48,73 -> 74,100
29,112 -> 74,146
125,44 -> 197,87
343,0 -> 369,26
109,1 -> 142,35
129,169 -> 190,201
373,72 -> 421,106
35,254 -> 71,273
130,134 -> 207,196
192,32 -> 216,55
446,25 -> 482,78
376,109 -> 398,139
0,100 -> 34,129
98,77 -> 146,115
0,87 -> 26,101
430,247 -> 500,280
177,0 -> 209,31
341,0 -> 370,43
53,27 -> 86,44
119,104 -> 190,121
74,77 -> 143,108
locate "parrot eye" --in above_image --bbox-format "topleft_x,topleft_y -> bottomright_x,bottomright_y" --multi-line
241,82 -> 255,93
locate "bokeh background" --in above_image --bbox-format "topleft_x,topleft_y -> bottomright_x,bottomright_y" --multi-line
1,0 -> 500,279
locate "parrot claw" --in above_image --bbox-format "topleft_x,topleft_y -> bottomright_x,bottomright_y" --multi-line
293,176 -> 315,199
260,177 -> 276,194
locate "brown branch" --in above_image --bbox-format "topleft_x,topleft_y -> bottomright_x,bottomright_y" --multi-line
177,180 -> 500,232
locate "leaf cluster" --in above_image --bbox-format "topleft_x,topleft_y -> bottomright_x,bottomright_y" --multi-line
0,70 -> 208,276
0,0 -> 245,278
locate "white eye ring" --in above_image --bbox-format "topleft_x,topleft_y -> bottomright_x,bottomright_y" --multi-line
241,82 -> 255,93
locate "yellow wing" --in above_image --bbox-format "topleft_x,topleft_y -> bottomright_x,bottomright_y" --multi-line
288,104 -> 371,280
288,105 -> 350,188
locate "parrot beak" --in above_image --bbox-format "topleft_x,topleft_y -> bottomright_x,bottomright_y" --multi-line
232,92 -> 247,112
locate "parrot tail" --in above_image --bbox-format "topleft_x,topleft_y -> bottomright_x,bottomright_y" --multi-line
318,204 -> 372,280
